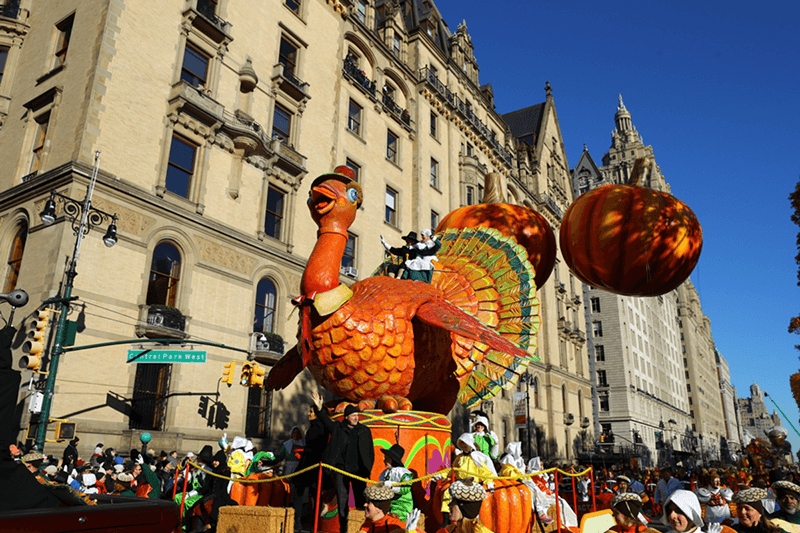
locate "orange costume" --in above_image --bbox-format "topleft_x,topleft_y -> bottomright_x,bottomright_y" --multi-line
359,513 -> 406,533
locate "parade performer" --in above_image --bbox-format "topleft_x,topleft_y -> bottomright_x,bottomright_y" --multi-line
471,416 -> 498,461
607,492 -> 659,533
768,481 -> 800,531
437,479 -> 492,533
732,488 -> 788,533
663,489 -> 735,533
379,444 -> 414,520
696,472 -> 733,523
360,482 -> 407,533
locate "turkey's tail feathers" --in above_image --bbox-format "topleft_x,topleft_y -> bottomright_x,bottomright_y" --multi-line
433,227 -> 541,408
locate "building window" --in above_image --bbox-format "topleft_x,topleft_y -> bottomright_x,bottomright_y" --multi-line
55,14 -> 74,67
254,278 -> 277,333
466,186 -> 474,206
4,222 -> 27,293
597,370 -> 608,387
342,233 -> 356,268
246,387 -> 272,438
180,43 -> 209,88
431,210 -> 439,230
430,158 -> 439,188
590,297 -> 601,313
595,345 -> 605,362
265,186 -> 285,239
593,321 -> 603,337
385,187 -> 397,226
392,34 -> 400,57
430,111 -> 437,138
130,363 -> 172,431
387,130 -> 398,163
0,46 -> 8,87
356,0 -> 366,23
345,159 -> 360,182
146,242 -> 182,307
532,377 -> 539,408
165,135 -> 197,198
599,392 -> 609,412
466,143 -> 473,156
272,104 -> 291,143
279,37 -> 298,77
285,0 -> 300,13
30,112 -> 51,174
348,100 -> 362,135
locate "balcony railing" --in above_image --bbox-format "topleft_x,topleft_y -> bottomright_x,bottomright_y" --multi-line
537,192 -> 563,220
136,305 -> 189,340
343,56 -> 376,98
0,0 -> 20,19
186,0 -> 232,43
381,92 -> 411,128
196,0 -> 226,31
273,63 -> 310,102
417,66 -> 512,166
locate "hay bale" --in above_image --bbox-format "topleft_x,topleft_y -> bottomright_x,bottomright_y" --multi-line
346,510 -> 367,533
217,506 -> 294,533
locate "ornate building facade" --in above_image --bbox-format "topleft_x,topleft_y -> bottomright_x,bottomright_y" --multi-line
738,383 -> 782,442
0,0 -> 585,462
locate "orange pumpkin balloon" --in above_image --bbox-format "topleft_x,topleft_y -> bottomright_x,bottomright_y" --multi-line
559,158 -> 702,296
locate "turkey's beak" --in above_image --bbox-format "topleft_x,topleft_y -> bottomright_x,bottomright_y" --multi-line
310,184 -> 338,216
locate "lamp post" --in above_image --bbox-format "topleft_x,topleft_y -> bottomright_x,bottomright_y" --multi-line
521,371 -> 539,459
699,434 -> 705,468
33,152 -> 117,452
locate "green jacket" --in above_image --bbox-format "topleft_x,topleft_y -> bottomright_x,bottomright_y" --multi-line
380,467 -> 414,520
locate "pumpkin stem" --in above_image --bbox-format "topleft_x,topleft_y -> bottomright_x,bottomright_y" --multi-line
628,157 -> 653,187
482,172 -> 506,203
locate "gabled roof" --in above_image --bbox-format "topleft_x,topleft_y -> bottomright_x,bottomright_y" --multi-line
501,103 -> 545,143
376,0 -> 453,55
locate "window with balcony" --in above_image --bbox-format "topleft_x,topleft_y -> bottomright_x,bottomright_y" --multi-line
285,0 -> 300,14
342,233 -> 356,268
430,158 -> 439,188
279,37 -> 298,78
146,242 -> 182,307
387,130 -> 398,163
54,14 -> 74,67
254,278 -> 277,333
430,111 -> 437,138
385,187 -> 397,226
595,345 -> 605,362
130,363 -> 171,431
29,112 -> 50,174
345,158 -> 360,182
597,369 -> 608,387
180,42 -> 209,88
0,46 -> 8,87
592,321 -> 603,337
348,99 -> 362,135
272,104 -> 291,143
165,135 -> 197,198
264,186 -> 285,239
590,297 -> 600,313
431,210 -> 439,230
3,221 -> 26,292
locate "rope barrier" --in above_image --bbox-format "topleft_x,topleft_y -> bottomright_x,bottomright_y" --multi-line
182,460 -> 593,487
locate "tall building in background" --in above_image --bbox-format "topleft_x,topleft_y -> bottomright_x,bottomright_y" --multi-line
0,0 -> 585,461
738,383 -> 782,441
716,349 -> 742,455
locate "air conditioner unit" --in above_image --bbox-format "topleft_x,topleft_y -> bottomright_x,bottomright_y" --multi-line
342,266 -> 358,279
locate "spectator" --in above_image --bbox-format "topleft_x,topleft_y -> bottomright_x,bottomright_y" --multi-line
656,467 -> 683,508
768,480 -> 800,526
311,391 -> 374,533
62,437 -> 80,468
292,403 -> 330,533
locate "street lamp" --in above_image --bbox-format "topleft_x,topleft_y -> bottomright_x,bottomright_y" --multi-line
33,152 -> 117,452
520,371 -> 539,459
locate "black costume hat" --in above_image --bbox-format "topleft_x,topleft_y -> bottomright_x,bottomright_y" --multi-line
197,445 -> 215,464
402,232 -> 418,243
381,444 -> 405,467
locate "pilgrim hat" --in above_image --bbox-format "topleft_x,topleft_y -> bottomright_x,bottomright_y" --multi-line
402,232 -> 418,243
381,444 -> 406,467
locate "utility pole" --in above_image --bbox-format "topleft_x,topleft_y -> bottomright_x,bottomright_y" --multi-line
33,152 -> 118,451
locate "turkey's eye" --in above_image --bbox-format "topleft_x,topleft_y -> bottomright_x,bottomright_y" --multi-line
347,188 -> 359,204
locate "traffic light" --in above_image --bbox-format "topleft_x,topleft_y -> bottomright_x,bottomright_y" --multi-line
250,363 -> 265,388
221,361 -> 236,386
240,362 -> 255,386
198,395 -> 209,417
55,421 -> 76,441
20,309 -> 50,371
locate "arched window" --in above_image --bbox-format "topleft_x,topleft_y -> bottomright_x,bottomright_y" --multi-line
533,377 -> 539,408
562,384 -> 568,413
254,278 -> 277,333
4,222 -> 27,292
578,390 -> 584,420
146,242 -> 181,306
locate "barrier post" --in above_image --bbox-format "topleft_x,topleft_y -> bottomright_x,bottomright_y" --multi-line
590,468 -> 597,512
179,463 -> 190,521
571,469 -> 577,516
172,464 -> 180,500
313,463 -> 323,533
554,469 -> 562,532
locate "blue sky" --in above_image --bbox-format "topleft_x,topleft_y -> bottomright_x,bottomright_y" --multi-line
431,0 -> 800,452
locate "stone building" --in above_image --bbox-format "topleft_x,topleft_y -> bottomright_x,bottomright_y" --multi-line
716,349 -> 741,453
0,0 -> 580,460
738,383 -> 782,442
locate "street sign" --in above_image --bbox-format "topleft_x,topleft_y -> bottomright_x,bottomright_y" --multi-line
126,349 -> 207,363
514,391 -> 526,428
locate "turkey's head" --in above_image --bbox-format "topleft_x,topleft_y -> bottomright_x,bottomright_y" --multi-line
307,165 -> 363,234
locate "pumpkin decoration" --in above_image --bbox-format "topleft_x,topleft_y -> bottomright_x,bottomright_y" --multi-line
436,172 -> 556,289
478,479 -> 534,533
559,158 -> 702,296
